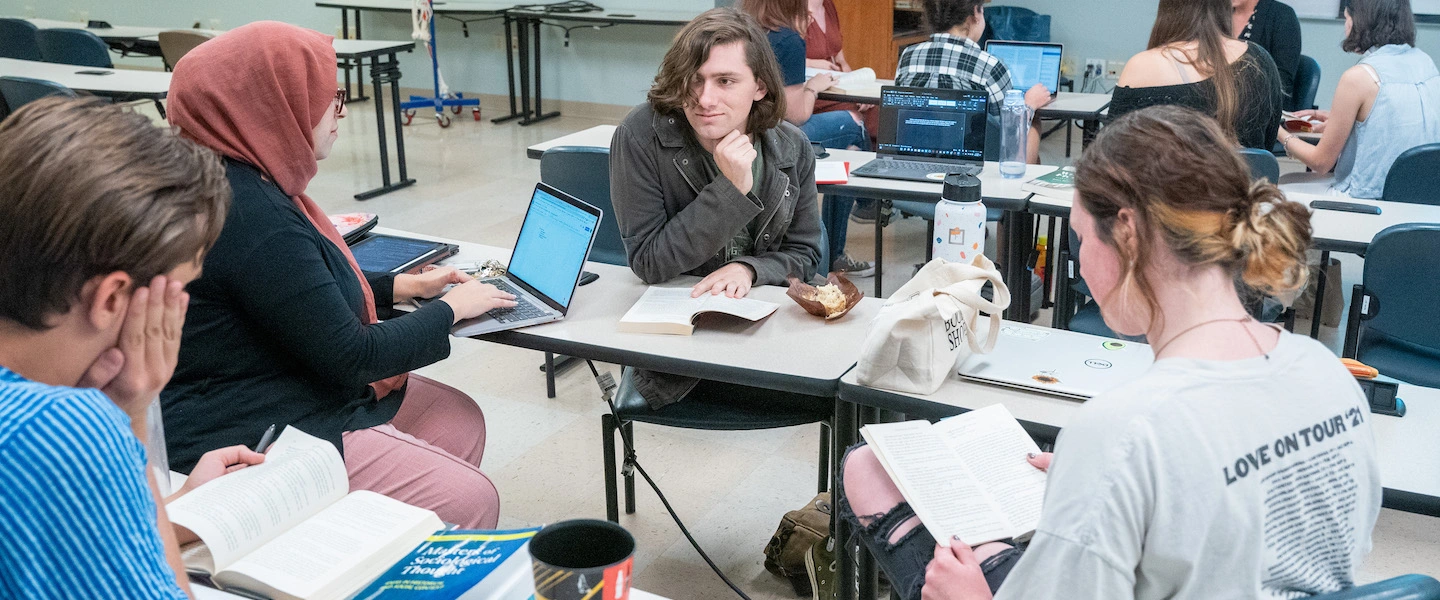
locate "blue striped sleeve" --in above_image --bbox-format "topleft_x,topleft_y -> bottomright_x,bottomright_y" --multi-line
0,388 -> 187,600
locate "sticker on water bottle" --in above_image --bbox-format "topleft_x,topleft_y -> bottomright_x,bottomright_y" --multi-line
948,227 -> 966,245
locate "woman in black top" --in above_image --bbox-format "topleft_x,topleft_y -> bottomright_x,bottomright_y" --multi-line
1234,0 -> 1303,102
1109,0 -> 1284,150
161,23 -> 514,528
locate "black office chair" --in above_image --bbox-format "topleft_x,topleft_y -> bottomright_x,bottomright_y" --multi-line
1288,55 -> 1322,112
982,6 -> 1051,42
1381,143 -> 1440,206
0,18 -> 43,61
602,369 -> 833,522
0,76 -> 76,121
1342,223 -> 1440,388
1310,574 -> 1440,600
36,28 -> 113,68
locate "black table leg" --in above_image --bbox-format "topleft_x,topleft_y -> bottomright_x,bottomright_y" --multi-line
1081,117 -> 1099,149
1003,209 -> 1033,321
519,16 -> 561,126
491,14 -> 527,124
873,200 -> 888,298
1042,215 -> 1057,308
1310,250 -> 1330,338
517,16 -> 533,123
355,54 -> 417,200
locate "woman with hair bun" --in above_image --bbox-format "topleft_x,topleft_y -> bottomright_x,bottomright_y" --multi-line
836,105 -> 1381,600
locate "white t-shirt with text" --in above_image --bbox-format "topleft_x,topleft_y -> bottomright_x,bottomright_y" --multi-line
995,331 -> 1381,600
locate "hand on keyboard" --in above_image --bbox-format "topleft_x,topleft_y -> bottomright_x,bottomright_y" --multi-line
439,280 -> 517,324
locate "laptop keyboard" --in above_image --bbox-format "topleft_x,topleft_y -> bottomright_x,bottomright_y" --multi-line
485,280 -> 549,323
853,159 -> 982,177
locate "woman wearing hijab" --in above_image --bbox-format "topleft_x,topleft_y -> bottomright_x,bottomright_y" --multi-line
161,22 -> 511,528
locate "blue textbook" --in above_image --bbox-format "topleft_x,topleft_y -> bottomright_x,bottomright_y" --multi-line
353,528 -> 542,599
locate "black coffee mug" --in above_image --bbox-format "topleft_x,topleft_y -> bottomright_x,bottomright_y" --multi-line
530,519 -> 635,600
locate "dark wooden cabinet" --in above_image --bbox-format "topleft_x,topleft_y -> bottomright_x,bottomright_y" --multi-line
833,0 -> 928,79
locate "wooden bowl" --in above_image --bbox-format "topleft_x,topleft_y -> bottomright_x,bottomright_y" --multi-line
786,273 -> 864,320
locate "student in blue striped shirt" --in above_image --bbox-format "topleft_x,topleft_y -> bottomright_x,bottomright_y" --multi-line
0,97 -> 264,598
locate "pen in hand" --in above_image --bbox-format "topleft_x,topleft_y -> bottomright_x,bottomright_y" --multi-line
255,424 -> 277,453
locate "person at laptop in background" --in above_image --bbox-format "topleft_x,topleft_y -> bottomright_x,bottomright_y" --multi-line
1109,0 -> 1283,150
1277,0 -> 1440,199
161,22 -> 506,529
610,8 -> 825,408
0,97 -> 270,598
744,0 -> 876,277
837,106 -> 1380,600
897,0 -> 1049,163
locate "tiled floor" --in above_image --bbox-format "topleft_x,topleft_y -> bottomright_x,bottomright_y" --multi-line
169,92 -> 1440,598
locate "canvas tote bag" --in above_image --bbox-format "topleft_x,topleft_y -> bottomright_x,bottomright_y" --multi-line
855,255 -> 1011,394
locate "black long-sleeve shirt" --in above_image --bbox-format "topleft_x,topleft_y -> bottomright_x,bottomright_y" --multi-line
1240,0 -> 1303,103
162,160 -> 454,472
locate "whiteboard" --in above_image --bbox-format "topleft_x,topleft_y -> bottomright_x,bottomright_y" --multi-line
1414,0 -> 1440,16
1283,0 -> 1342,19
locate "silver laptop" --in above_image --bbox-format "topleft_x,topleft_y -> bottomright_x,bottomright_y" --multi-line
957,323 -> 1154,400
850,86 -> 990,183
453,182 -> 601,336
984,40 -> 1064,98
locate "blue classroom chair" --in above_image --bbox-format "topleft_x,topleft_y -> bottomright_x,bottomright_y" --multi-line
0,76 -> 76,121
36,28 -> 112,68
1381,143 -> 1440,206
0,18 -> 43,61
1342,223 -> 1440,388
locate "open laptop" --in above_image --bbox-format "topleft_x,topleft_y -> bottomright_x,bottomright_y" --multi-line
453,182 -> 601,337
984,40 -> 1064,98
849,86 -> 990,183
956,323 -> 1154,400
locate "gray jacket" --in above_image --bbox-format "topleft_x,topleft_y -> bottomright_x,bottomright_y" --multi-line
609,102 -> 823,408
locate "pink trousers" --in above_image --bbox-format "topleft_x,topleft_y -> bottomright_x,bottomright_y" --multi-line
342,375 -> 500,529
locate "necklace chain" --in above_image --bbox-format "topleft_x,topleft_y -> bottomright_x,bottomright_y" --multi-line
1152,316 -> 1269,360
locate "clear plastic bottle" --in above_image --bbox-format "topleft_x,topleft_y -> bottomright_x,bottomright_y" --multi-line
1000,89 -> 1028,179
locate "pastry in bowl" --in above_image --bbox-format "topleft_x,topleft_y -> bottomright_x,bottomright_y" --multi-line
787,274 -> 864,320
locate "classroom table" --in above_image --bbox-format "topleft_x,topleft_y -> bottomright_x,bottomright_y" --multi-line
523,125 -> 1055,321
1029,188 -> 1440,335
23,18 -> 188,57
332,39 -> 420,200
0,57 -> 169,99
829,366 -> 1440,599
498,6 -> 700,126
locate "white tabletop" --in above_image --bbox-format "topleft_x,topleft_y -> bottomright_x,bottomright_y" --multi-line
25,18 -> 175,41
505,6 -> 701,25
1039,91 -> 1111,117
1026,187 -> 1440,252
823,149 -> 1054,204
315,0 -> 524,13
527,124 -> 616,158
0,57 -> 169,96
524,126 -> 1053,205
380,228 -> 885,393
331,38 -> 416,57
841,369 -> 1440,507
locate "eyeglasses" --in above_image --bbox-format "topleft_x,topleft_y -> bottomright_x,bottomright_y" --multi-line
333,89 -> 347,117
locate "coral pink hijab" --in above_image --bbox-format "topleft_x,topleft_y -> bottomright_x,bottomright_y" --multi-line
168,21 -> 406,399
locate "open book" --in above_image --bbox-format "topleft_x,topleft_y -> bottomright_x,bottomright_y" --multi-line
617,286 -> 778,335
805,67 -> 880,95
1020,166 -> 1075,201
167,428 -> 444,600
860,405 -> 1047,547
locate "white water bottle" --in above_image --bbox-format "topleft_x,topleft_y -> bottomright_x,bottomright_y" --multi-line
1000,89 -> 1028,179
932,174 -> 987,263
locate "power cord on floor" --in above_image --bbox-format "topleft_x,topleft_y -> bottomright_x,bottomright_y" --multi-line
585,360 -> 755,600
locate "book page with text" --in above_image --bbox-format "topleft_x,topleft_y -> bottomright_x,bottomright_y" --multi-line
219,491 -> 443,600
696,293 -> 779,321
861,421 -> 1015,546
620,287 -> 703,325
167,427 -> 349,572
934,405 -> 1047,535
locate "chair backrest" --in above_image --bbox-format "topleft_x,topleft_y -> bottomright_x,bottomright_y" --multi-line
1381,143 -> 1440,205
158,30 -> 215,71
0,76 -> 77,118
1309,574 -> 1440,600
1288,54 -> 1322,112
1239,148 -> 1280,183
36,28 -> 112,68
982,6 -> 1051,42
539,146 -> 627,267
0,18 -> 43,61
1354,223 -> 1440,372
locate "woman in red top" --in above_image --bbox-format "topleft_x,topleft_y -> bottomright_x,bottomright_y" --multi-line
804,0 -> 876,135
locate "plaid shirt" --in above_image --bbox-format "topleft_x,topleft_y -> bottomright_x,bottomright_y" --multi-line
896,33 -> 1012,111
